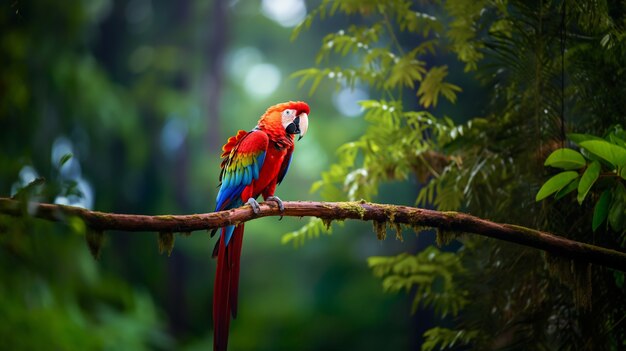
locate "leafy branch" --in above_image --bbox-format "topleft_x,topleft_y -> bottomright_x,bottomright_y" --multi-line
1,197 -> 625,271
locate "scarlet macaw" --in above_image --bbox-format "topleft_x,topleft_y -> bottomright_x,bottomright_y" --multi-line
212,101 -> 310,351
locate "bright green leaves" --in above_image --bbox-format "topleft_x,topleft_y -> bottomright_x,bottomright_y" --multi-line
555,177 -> 579,200
544,148 -> 586,170
417,66 -> 462,108
385,52 -> 426,90
577,161 -> 600,204
535,171 -> 579,201
579,140 -> 626,167
538,129 -> 626,233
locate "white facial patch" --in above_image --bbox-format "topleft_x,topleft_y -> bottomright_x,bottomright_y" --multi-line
281,109 -> 297,128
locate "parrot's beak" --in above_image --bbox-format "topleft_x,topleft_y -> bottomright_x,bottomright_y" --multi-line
297,113 -> 308,141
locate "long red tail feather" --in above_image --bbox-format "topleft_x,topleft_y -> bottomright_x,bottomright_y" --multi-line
213,224 -> 244,351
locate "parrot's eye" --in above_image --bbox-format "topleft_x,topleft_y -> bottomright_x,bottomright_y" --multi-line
282,109 -> 298,129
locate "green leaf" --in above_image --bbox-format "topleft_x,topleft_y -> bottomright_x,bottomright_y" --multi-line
535,171 -> 579,201
544,148 -> 586,170
592,190 -> 611,231
579,140 -> 626,167
620,166 -> 626,180
555,178 -> 579,199
577,161 -> 600,204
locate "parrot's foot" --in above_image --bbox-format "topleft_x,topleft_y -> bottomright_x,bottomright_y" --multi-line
265,196 -> 285,212
247,198 -> 261,214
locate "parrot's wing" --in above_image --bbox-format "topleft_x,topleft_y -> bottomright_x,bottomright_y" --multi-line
276,147 -> 293,185
215,129 -> 268,212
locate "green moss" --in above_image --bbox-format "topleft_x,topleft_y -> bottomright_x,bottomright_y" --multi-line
86,229 -> 105,260
180,231 -> 192,237
321,218 -> 333,230
379,204 -> 397,220
392,222 -> 403,241
338,201 -> 367,219
158,232 -> 175,256
373,220 -> 386,240
435,228 -> 459,247
441,211 -> 460,219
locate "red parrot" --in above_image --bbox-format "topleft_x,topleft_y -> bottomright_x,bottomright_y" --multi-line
212,101 -> 310,351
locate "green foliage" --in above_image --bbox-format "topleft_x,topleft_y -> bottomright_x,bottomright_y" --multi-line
580,140 -> 626,167
537,128 -> 626,233
421,327 -> 480,351
292,0 -> 462,108
417,66 -> 462,108
368,246 -> 467,317
443,0 -> 488,71
543,148 -> 586,170
535,171 -> 579,201
281,217 -> 333,247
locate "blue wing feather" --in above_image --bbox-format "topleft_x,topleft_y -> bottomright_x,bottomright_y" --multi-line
223,225 -> 236,245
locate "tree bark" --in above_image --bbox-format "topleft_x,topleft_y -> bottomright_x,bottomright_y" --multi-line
1,197 -> 625,272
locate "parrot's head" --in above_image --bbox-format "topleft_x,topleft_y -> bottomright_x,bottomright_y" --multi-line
258,101 -> 309,141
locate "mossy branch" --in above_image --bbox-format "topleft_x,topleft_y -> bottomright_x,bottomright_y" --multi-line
1,197 -> 625,271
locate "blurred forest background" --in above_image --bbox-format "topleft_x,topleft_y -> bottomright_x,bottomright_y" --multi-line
1,0 -> 625,350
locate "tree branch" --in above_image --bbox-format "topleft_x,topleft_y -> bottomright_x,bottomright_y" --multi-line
1,197 -> 625,271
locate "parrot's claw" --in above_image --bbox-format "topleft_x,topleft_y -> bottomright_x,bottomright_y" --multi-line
265,196 -> 285,212
247,198 -> 261,214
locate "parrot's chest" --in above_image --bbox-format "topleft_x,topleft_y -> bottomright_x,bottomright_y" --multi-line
255,146 -> 288,188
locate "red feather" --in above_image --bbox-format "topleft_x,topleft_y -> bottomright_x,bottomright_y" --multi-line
213,224 -> 244,351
